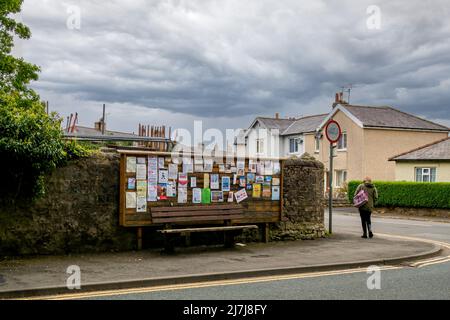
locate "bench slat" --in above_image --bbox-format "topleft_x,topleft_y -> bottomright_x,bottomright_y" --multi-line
151,209 -> 243,218
151,204 -> 243,212
158,225 -> 258,234
152,214 -> 246,224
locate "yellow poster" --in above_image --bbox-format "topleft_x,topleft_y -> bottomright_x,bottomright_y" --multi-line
204,173 -> 210,188
252,183 -> 261,198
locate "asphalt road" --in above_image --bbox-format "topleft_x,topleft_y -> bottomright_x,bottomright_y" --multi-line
81,210 -> 450,300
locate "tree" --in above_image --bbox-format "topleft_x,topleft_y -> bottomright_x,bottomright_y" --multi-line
0,1 -> 67,201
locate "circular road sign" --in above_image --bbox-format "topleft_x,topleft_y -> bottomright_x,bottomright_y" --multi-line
325,120 -> 342,143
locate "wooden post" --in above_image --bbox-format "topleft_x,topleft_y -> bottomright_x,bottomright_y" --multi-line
264,223 -> 270,243
137,227 -> 143,250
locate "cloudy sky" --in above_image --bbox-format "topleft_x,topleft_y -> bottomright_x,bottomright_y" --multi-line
16,0 -> 450,135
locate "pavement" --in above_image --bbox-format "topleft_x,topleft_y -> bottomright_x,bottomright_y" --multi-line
0,229 -> 440,299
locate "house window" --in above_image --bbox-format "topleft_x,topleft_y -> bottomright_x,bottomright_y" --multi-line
337,132 -> 347,150
256,139 -> 264,154
335,170 -> 347,187
415,167 -> 436,182
315,135 -> 320,153
289,138 -> 301,153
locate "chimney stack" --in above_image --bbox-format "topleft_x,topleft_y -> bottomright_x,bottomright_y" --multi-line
275,112 -> 279,119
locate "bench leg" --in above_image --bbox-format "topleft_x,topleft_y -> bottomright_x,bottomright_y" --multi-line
185,233 -> 191,247
224,230 -> 239,248
137,227 -> 143,250
162,234 -> 175,254
264,223 -> 270,243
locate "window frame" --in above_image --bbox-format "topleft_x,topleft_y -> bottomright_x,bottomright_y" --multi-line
337,131 -> 347,151
256,138 -> 264,154
315,135 -> 320,153
415,167 -> 437,182
335,170 -> 348,188
288,137 -> 301,154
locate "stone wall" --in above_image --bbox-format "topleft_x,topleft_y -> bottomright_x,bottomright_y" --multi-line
0,150 -> 135,256
0,151 -> 327,256
271,154 -> 326,240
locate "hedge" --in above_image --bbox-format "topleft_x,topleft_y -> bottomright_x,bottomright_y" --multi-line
347,180 -> 450,209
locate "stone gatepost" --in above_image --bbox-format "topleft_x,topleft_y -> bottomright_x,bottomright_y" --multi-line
271,153 -> 326,240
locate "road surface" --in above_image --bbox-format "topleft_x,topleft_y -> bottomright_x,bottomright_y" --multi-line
51,210 -> 450,300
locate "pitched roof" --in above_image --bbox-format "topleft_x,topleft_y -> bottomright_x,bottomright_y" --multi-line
252,117 -> 296,132
343,105 -> 449,131
389,137 -> 450,161
282,114 -> 328,135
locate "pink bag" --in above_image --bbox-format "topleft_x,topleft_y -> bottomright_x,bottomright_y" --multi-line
353,189 -> 368,208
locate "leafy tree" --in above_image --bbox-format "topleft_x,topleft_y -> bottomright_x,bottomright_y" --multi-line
0,1 -> 86,202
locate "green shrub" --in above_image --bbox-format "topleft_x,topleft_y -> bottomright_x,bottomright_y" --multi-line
348,180 -> 450,209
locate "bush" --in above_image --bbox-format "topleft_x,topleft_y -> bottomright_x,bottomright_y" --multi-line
348,180 -> 450,209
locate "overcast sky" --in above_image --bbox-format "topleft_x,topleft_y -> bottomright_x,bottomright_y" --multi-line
17,0 -> 450,134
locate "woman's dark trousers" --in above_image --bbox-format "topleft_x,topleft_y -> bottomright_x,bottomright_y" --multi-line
359,208 -> 372,237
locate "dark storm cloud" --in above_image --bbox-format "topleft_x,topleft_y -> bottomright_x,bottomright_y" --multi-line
19,0 -> 450,125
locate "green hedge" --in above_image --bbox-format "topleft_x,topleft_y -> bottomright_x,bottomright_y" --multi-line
347,180 -> 450,209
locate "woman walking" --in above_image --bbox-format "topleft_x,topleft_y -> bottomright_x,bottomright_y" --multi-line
354,177 -> 378,238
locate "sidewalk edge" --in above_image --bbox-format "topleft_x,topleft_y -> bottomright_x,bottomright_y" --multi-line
0,245 -> 441,299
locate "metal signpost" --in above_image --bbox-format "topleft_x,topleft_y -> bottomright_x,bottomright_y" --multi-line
324,120 -> 342,234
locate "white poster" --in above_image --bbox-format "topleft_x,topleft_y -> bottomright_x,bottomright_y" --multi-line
126,192 -> 136,208
210,174 -> 220,189
168,163 -> 178,180
136,196 -> 147,212
126,157 -> 136,173
237,159 -> 245,175
234,188 -> 248,203
204,158 -> 213,172
178,186 -> 188,203
167,181 -> 177,197
192,188 -> 202,204
264,160 -> 273,175
190,177 -> 197,188
158,169 -> 169,183
222,176 -> 231,192
272,186 -> 280,201
147,156 -> 158,184
136,164 -> 147,180
183,163 -> 193,173
158,157 -> 165,169
273,161 -> 281,175
147,184 -> 157,202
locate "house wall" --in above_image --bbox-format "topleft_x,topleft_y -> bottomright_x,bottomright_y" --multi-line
245,123 -> 282,158
363,129 -> 448,181
283,134 -> 305,157
394,161 -> 450,182
312,110 -> 365,186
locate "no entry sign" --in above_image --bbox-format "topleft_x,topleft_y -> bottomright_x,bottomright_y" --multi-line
325,120 -> 342,143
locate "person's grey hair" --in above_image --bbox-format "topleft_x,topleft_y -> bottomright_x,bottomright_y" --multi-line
363,177 -> 372,183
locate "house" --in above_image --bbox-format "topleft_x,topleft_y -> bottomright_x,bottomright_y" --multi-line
389,137 -> 450,182
243,97 -> 449,188
315,103 -> 449,186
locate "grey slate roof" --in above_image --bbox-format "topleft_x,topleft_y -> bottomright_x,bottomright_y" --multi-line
254,117 -> 296,132
343,105 -> 449,131
390,138 -> 450,161
282,114 -> 328,135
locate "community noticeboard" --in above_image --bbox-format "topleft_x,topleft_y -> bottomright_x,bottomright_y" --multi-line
118,150 -> 283,227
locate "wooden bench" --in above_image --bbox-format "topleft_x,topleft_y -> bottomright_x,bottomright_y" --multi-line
151,204 -> 258,252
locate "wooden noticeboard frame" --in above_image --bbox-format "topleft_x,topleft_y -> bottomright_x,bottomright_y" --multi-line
118,150 -> 284,228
